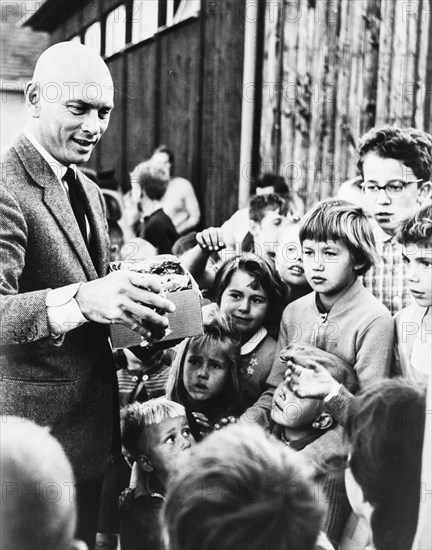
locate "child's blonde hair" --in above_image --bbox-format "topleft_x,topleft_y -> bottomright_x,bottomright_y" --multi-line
299,199 -> 377,275
121,398 -> 186,458
166,316 -> 242,412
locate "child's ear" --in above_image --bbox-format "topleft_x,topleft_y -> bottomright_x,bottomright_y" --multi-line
249,219 -> 260,238
136,454 -> 154,473
418,180 -> 432,204
312,412 -> 333,430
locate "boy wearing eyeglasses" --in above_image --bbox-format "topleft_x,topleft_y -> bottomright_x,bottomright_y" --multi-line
358,126 -> 431,314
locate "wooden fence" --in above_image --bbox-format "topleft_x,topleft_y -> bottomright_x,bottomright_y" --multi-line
259,0 -> 432,207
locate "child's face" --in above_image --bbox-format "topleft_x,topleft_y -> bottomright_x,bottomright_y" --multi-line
302,239 -> 358,306
220,269 -> 269,339
145,416 -> 195,480
183,343 -> 229,402
362,153 -> 423,235
276,225 -> 308,286
402,244 -> 432,307
271,381 -> 320,428
250,208 -> 288,262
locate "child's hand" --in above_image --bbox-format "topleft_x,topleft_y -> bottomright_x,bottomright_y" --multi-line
214,416 -> 238,430
192,412 -> 212,438
284,358 -> 336,399
196,227 -> 226,252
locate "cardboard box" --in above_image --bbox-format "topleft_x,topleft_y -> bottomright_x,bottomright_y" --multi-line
108,257 -> 204,349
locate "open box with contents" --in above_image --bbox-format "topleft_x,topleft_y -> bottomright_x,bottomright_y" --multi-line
108,255 -> 204,349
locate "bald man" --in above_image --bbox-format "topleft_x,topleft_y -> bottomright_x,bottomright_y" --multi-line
0,42 -> 175,547
1,416 -> 87,550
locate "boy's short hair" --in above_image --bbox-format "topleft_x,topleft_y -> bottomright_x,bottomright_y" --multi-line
299,199 -> 377,275
162,424 -> 324,550
248,193 -> 288,223
252,173 -> 290,197
395,203 -> 432,248
346,379 -> 426,550
137,160 -> 170,201
357,126 -> 432,183
121,398 -> 186,458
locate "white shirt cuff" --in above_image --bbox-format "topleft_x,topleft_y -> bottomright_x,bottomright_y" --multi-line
46,283 -> 88,335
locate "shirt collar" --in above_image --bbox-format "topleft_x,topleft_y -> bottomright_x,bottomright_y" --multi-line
240,326 -> 268,355
373,224 -> 393,243
23,126 -> 74,182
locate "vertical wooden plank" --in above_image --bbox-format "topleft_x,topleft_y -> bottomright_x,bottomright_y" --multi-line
259,0 -> 283,173
124,42 -> 158,174
200,0 -> 245,226
279,0 -> 301,187
413,0 -> 431,130
158,20 -> 201,182
375,0 -> 396,127
98,56 -> 124,181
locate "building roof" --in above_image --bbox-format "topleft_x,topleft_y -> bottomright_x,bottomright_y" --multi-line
24,0 -> 91,32
0,18 -> 49,86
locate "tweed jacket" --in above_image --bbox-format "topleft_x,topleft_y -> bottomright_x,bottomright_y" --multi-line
0,133 -> 115,482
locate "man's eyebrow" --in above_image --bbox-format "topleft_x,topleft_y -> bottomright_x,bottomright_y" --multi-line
402,253 -> 410,262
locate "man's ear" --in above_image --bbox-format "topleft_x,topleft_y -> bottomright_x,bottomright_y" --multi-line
418,181 -> 432,205
136,454 -> 154,473
25,81 -> 41,117
312,412 -> 333,430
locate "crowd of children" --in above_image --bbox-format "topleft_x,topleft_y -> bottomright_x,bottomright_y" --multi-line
92,124 -> 431,550
3,125 -> 431,550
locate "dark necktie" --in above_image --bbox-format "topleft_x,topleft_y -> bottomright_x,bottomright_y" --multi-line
64,168 -> 88,245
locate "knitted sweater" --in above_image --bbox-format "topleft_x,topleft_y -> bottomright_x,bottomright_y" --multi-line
245,279 -> 394,471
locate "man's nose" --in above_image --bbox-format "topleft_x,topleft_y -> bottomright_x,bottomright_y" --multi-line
81,110 -> 99,135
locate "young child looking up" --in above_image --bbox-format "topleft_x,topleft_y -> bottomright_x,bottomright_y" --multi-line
166,317 -> 242,440
271,346 -> 358,543
245,201 -> 393,440
162,424 -> 332,550
345,379 -> 426,550
394,204 -> 432,383
119,398 -> 195,550
212,255 -> 287,408
276,222 -> 312,303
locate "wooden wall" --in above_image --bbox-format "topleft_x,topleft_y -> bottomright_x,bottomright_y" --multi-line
48,0 -> 245,227
259,0 -> 432,208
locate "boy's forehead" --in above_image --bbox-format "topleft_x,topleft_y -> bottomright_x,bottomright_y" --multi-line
363,152 -> 415,180
147,415 -> 186,440
403,243 -> 432,258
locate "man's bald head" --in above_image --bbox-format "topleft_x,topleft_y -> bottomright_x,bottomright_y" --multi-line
32,41 -> 113,91
26,42 -> 114,166
0,416 -> 79,550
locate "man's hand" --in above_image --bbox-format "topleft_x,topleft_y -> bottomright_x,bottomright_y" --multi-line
196,227 -> 226,252
75,271 -> 175,338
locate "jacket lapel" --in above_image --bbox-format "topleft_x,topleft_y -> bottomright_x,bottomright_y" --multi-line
14,134 -> 98,280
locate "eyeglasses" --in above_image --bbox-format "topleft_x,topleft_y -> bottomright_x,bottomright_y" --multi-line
361,179 -> 423,199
